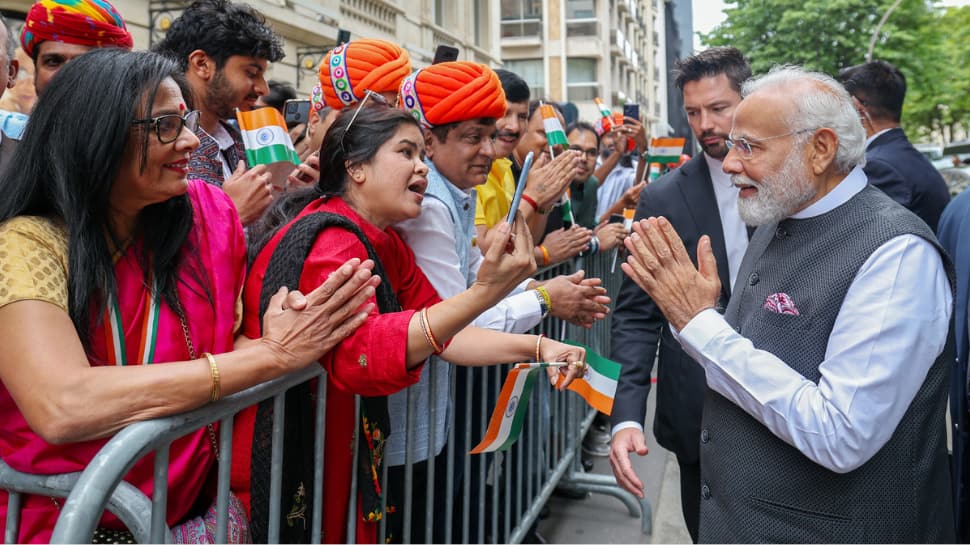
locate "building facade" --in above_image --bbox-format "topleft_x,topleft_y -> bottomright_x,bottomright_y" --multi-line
500,0 -> 664,130
0,0 -> 504,113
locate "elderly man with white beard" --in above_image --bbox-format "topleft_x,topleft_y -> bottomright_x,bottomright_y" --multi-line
620,65 -> 956,543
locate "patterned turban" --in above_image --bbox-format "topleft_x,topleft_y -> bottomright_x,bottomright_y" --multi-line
398,61 -> 507,129
309,83 -> 325,113
318,39 -> 411,109
21,0 -> 133,58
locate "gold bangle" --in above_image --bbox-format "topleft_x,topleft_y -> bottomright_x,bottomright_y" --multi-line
203,352 -> 220,402
535,334 -> 545,363
536,286 -> 553,313
539,245 -> 550,266
420,307 -> 444,355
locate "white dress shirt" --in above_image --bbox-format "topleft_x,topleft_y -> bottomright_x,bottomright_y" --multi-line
611,155 -> 749,437
397,197 -> 541,332
673,166 -> 952,473
704,153 -> 749,291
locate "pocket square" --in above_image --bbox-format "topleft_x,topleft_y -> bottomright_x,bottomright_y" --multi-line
763,292 -> 800,316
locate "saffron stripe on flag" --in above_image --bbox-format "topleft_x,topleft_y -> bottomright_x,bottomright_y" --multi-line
470,365 -> 544,454
235,107 -> 300,168
539,104 -> 569,147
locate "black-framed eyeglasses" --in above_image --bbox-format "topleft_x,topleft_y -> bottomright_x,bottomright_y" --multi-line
341,89 -> 389,153
131,110 -> 201,144
569,146 -> 599,159
725,128 -> 816,159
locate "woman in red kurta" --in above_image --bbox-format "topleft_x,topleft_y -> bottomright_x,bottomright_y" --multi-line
0,50 -> 378,543
234,104 -> 587,543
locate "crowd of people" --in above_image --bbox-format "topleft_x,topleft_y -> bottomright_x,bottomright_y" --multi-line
0,0 -> 965,543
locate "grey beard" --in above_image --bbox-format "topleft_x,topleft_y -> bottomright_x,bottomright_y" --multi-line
734,153 -> 817,226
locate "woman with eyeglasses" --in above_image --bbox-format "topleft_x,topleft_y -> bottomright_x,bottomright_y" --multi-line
0,49 -> 379,543
237,103 -> 587,543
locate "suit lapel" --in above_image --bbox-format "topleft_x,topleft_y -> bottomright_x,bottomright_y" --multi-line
675,155 -> 733,300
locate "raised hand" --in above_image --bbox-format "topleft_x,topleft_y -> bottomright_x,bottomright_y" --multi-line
259,258 -> 380,370
541,224 -> 593,264
222,161 -> 273,226
540,270 -> 610,328
473,215 -> 537,304
621,217 -> 721,330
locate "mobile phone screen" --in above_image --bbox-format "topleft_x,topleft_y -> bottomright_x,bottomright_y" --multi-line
507,151 -> 534,225
623,103 -> 640,123
433,45 -> 460,64
284,99 -> 311,126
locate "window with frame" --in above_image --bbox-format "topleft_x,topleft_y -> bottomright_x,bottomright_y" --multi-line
504,59 -> 545,99
566,58 -> 598,102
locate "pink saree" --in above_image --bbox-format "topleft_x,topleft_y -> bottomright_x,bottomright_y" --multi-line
0,180 -> 247,543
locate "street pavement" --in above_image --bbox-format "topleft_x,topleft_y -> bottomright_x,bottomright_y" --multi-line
538,388 -> 691,544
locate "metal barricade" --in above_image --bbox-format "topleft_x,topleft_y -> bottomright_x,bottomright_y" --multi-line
1,248 -> 648,544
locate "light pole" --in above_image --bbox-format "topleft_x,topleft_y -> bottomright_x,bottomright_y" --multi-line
866,0 -> 904,62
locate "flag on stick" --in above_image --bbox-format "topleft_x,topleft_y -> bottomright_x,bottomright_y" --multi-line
557,342 -> 621,415
647,137 -> 686,165
539,104 -> 568,147
235,106 -> 301,189
470,363 -> 550,454
593,97 -> 613,135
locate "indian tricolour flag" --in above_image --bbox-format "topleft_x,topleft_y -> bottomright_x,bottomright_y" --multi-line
539,104 -> 568,147
558,341 -> 621,415
647,137 -> 686,165
235,107 -> 300,188
470,363 -> 548,454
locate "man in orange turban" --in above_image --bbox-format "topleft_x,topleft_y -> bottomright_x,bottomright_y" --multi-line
21,0 -> 133,95
318,38 -> 410,109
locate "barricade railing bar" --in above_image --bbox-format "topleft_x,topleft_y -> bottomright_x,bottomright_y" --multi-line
1,248 -> 648,544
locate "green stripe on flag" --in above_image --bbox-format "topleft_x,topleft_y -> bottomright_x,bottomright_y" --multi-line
564,340 -> 622,380
547,131 -> 568,147
244,144 -> 300,167
498,367 -> 541,451
646,154 -> 682,164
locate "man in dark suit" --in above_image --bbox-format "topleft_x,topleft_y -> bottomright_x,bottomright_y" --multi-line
936,191 -> 970,541
838,60 -> 950,229
608,47 -> 751,542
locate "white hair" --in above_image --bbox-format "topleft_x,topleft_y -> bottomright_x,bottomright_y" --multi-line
741,65 -> 866,172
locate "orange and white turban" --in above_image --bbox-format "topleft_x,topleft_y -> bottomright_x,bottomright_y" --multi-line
398,61 -> 507,129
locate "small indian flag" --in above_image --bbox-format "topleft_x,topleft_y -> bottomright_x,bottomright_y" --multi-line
470,363 -> 549,454
235,107 -> 300,187
594,97 -> 612,119
557,342 -> 621,415
648,137 -> 686,165
539,104 -> 568,147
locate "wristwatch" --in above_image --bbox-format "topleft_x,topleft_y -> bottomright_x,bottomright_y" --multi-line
533,289 -> 549,318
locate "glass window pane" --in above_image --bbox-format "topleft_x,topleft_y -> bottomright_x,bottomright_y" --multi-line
566,58 -> 596,83
504,59 -> 545,99
566,0 -> 595,18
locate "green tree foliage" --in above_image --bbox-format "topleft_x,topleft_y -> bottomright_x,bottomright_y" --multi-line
699,0 -> 967,138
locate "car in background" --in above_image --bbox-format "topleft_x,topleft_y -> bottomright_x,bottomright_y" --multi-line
915,143 -> 955,170
941,140 -> 970,196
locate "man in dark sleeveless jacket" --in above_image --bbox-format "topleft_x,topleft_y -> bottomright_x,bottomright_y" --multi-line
620,66 -> 955,542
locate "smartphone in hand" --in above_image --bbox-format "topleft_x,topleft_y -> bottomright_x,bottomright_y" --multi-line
623,103 -> 640,123
433,45 -> 460,64
506,151 -> 534,226
283,99 -> 311,126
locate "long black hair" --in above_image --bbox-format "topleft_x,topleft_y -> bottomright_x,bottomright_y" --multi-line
0,48 -> 204,350
248,105 -> 421,259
